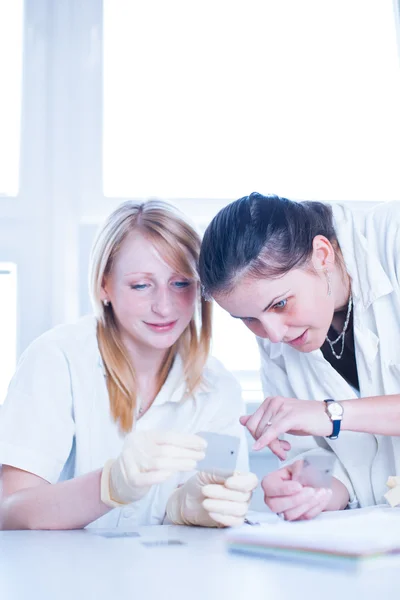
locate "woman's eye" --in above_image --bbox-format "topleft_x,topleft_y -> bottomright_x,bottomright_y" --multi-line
130,283 -> 148,290
173,280 -> 191,288
273,299 -> 287,310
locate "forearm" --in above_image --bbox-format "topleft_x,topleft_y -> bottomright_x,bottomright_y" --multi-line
341,394 -> 400,436
1,470 -> 111,530
324,477 -> 350,512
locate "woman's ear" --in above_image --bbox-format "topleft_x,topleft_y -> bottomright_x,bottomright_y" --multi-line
311,235 -> 335,271
100,277 -> 110,303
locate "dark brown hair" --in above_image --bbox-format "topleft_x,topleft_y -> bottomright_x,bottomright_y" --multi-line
199,192 -> 338,298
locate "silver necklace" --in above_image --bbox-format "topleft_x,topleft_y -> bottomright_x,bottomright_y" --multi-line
325,295 -> 353,360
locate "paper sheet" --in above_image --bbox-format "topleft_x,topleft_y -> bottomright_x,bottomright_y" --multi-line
236,507 -> 400,556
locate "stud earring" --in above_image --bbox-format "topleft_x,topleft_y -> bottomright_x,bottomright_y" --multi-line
325,270 -> 332,297
103,299 -> 110,307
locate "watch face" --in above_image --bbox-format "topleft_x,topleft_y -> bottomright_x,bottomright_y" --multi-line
328,402 -> 343,416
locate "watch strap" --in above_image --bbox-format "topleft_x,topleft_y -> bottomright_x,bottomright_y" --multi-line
324,399 -> 342,440
330,418 -> 341,440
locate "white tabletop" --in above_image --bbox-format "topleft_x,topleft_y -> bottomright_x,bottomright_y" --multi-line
0,516 -> 399,600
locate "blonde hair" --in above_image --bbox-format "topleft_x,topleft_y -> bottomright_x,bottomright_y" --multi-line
89,200 -> 212,432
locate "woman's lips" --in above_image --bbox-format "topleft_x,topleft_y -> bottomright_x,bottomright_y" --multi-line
144,320 -> 178,333
287,329 -> 308,347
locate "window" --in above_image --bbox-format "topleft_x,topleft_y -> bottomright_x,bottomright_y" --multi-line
0,0 -> 24,197
103,0 -> 400,203
211,304 -> 260,372
101,0 -> 400,401
211,303 -> 262,401
5,2 -> 399,405
0,264 -> 17,404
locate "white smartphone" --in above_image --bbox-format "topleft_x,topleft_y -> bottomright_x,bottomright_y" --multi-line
296,453 -> 336,488
196,431 -> 240,476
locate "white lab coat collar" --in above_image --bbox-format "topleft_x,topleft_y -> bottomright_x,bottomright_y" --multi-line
332,204 -> 393,310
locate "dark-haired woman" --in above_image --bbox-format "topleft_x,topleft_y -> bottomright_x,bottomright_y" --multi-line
199,192 -> 400,521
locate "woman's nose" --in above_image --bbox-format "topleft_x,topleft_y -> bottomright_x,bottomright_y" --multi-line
151,288 -> 174,316
260,315 -> 287,343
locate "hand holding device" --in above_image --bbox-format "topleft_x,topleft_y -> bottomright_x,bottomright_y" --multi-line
262,456 -> 335,521
166,431 -> 258,527
100,430 -> 206,508
166,470 -> 258,527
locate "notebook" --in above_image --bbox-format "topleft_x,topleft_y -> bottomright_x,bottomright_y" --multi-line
228,508 -> 400,570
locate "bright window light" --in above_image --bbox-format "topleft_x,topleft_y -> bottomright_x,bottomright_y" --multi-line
211,303 -> 260,372
0,264 -> 17,404
0,0 -> 23,197
103,0 -> 400,202
211,303 -> 262,402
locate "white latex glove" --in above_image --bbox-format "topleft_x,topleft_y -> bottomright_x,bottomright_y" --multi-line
101,430 -> 207,508
165,471 -> 259,527
385,475 -> 400,507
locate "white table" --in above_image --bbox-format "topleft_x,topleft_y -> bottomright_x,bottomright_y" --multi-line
0,519 -> 398,600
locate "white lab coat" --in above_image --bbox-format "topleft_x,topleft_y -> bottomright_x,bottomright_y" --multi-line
258,201 -> 400,508
0,316 -> 248,528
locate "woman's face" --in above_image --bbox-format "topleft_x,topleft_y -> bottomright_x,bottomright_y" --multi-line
213,267 -> 334,353
102,232 -> 197,352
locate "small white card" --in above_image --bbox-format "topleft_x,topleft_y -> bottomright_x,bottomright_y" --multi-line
296,453 -> 336,488
196,431 -> 240,476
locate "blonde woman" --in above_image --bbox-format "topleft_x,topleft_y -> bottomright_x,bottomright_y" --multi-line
0,201 -> 257,530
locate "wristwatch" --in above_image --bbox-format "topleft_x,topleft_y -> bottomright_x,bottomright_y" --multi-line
324,399 -> 344,440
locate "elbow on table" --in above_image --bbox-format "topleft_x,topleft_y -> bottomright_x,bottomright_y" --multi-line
0,497 -> 63,531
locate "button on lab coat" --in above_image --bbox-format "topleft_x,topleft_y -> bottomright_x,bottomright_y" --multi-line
0,316 -> 248,528
258,202 -> 400,507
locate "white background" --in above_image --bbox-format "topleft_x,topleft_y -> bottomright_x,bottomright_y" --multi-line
1,0 -> 400,403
